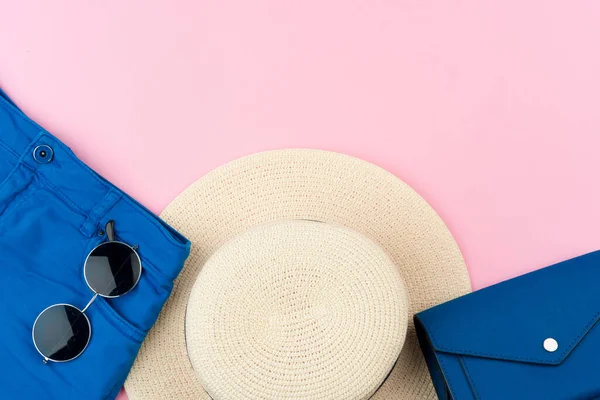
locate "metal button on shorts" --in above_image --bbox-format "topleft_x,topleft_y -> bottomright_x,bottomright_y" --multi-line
32,144 -> 54,163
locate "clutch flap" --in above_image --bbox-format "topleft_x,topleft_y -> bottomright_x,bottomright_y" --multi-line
417,251 -> 600,366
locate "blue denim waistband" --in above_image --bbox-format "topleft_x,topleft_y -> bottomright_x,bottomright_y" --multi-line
0,89 -> 190,281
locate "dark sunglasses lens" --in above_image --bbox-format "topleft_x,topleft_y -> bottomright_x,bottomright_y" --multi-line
84,242 -> 141,297
32,304 -> 90,362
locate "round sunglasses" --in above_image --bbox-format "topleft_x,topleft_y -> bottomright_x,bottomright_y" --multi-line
32,221 -> 142,363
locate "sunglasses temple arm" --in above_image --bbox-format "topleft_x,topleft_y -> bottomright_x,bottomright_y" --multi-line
105,220 -> 116,242
82,293 -> 98,313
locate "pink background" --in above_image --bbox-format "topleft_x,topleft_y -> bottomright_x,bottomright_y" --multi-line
2,1 -> 600,398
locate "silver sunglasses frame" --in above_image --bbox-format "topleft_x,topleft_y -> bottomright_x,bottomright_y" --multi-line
31,221 -> 142,364
31,303 -> 91,364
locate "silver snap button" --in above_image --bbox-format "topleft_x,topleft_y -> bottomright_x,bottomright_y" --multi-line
543,338 -> 558,352
33,145 -> 54,164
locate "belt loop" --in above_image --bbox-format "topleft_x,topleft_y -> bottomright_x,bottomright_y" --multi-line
79,189 -> 122,237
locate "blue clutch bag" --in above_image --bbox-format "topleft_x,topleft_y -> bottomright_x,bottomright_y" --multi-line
415,251 -> 600,400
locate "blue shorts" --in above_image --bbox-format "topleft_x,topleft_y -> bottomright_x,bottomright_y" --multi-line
0,89 -> 191,399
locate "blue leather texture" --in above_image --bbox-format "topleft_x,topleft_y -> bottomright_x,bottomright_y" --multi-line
415,251 -> 600,400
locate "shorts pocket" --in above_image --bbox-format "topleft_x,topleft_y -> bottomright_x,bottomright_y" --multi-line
104,257 -> 174,334
95,297 -> 146,343
97,233 -> 175,334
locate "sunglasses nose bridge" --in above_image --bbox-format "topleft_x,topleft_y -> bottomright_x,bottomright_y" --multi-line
81,293 -> 99,314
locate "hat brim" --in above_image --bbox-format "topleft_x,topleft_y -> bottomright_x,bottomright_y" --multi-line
125,149 -> 471,399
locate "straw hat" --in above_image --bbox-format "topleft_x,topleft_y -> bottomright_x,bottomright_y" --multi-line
125,149 -> 471,399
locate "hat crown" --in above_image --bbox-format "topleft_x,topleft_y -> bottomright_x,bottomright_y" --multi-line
186,220 -> 409,400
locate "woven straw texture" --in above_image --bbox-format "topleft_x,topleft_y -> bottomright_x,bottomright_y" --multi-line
125,149 -> 472,399
187,221 -> 408,400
